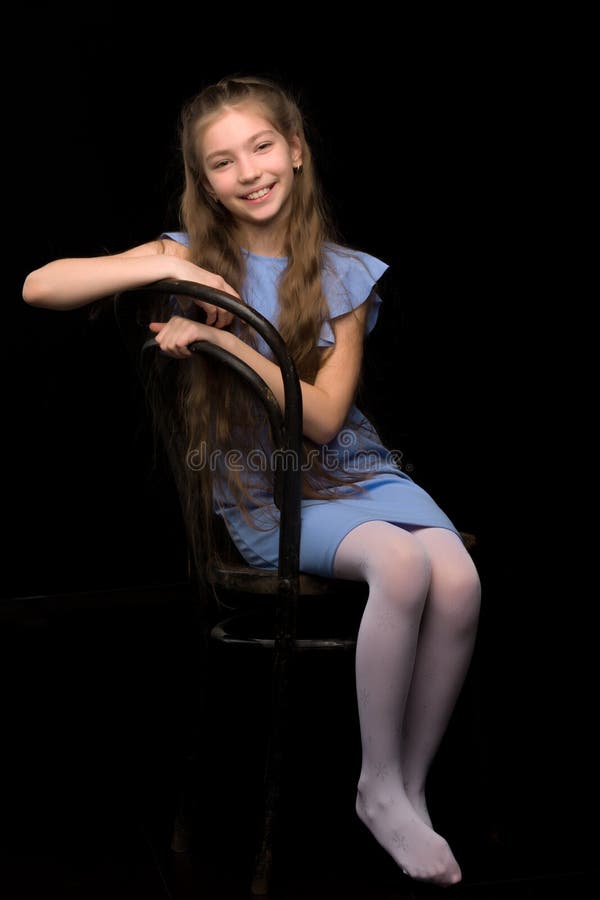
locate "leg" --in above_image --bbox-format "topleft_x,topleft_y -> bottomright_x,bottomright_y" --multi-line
400,527 -> 481,825
333,521 -> 462,885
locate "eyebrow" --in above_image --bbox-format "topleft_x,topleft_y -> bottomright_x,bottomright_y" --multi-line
205,130 -> 276,163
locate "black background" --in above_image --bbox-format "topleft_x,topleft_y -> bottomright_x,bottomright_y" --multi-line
3,6 -> 583,892
9,10 -> 520,598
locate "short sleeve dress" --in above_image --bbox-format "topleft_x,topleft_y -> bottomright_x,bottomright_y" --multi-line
161,232 -> 459,577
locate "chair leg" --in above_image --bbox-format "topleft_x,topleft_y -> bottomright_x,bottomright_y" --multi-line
170,741 -> 200,853
251,801 -> 276,896
171,794 -> 193,853
251,637 -> 293,896
170,615 -> 210,854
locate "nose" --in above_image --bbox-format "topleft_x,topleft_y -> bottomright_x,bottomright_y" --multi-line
237,155 -> 261,184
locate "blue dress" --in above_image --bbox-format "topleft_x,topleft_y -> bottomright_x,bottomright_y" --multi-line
162,232 -> 459,577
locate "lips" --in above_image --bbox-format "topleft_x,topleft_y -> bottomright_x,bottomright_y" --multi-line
242,183 -> 275,201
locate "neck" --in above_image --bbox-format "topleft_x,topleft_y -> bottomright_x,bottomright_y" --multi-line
236,223 -> 287,259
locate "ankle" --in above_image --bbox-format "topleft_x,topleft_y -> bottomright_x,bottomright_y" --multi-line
404,778 -> 426,802
357,769 -> 406,812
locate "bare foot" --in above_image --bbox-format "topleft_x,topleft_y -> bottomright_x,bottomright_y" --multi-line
356,781 -> 461,886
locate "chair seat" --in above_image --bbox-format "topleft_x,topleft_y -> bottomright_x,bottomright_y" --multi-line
209,531 -> 477,596
208,532 -> 477,652
208,561 -> 344,595
461,532 -> 477,552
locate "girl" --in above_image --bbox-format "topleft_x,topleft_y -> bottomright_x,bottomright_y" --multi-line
23,75 -> 480,886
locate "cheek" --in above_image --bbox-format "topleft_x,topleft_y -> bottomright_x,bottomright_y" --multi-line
209,172 -> 236,195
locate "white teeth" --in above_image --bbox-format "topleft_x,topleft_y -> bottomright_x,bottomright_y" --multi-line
246,187 -> 270,200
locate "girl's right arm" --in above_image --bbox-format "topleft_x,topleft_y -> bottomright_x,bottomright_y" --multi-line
22,240 -> 237,326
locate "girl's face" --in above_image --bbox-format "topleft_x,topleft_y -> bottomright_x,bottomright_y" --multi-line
200,104 -> 302,232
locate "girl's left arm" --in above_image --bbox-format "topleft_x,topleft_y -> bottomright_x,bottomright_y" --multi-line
149,300 -> 369,445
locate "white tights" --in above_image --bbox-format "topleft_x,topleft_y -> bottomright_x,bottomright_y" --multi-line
333,522 -> 481,886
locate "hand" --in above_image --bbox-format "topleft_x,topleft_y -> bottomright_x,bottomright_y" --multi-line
149,316 -> 219,358
172,260 -> 239,328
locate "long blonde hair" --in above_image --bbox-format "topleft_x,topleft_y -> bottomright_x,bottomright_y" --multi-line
155,76 -> 368,579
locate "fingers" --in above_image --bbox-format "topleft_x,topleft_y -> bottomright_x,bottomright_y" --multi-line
150,316 -> 201,358
194,276 -> 238,328
193,300 -> 235,328
156,338 -> 192,358
201,304 -> 218,326
150,297 -> 233,361
169,266 -> 239,328
215,305 -> 234,328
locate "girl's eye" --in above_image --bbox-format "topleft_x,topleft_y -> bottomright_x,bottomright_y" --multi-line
256,142 -> 272,151
213,159 -> 230,169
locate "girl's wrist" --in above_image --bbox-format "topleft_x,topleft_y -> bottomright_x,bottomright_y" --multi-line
212,326 -> 236,353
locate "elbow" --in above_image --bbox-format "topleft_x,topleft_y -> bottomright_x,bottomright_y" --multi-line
22,272 -> 45,306
22,271 -> 54,307
316,428 -> 340,446
309,416 -> 347,447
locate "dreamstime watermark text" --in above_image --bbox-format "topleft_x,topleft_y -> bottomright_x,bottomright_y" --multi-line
186,428 -> 405,473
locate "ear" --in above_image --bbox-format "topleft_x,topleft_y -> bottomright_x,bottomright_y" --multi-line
289,134 -> 303,168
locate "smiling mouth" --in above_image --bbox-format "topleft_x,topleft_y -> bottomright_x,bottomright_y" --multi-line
242,184 -> 275,201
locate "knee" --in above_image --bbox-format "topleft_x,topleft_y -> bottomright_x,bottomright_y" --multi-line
434,555 -> 481,629
366,534 -> 432,609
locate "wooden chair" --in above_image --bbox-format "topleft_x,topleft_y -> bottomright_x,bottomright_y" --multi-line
113,281 -> 371,894
113,280 -> 476,895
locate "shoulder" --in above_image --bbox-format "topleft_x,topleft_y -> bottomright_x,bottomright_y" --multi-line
320,241 -> 388,313
317,243 -> 388,347
322,242 -> 389,284
320,242 -> 389,310
159,230 -> 190,258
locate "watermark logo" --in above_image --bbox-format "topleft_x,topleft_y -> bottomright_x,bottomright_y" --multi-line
186,428 -> 405,473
